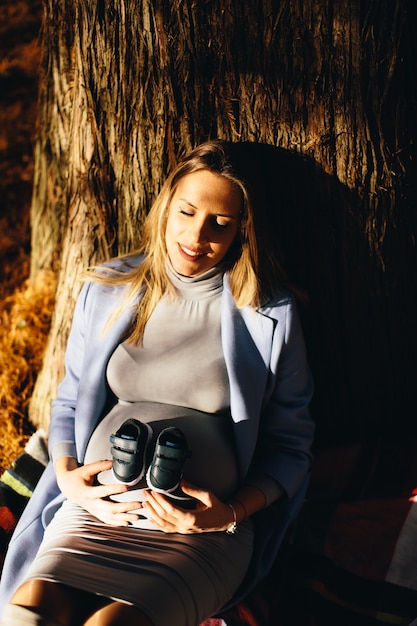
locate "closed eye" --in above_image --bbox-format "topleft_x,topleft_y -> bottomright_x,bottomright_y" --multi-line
177,201 -> 236,232
213,217 -> 232,230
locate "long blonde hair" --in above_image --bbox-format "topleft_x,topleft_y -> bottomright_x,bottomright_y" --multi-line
88,139 -> 287,344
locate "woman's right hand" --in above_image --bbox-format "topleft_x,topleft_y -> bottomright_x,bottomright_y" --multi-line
54,456 -> 142,526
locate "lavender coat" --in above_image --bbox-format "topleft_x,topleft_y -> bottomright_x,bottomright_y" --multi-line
0,255 -> 314,612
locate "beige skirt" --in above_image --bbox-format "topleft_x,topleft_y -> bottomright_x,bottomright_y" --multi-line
24,500 -> 253,626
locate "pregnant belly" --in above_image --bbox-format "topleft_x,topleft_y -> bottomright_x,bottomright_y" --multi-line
84,401 -> 239,501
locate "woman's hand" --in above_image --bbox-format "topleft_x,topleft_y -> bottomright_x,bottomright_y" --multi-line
142,480 -> 235,534
55,456 -> 143,527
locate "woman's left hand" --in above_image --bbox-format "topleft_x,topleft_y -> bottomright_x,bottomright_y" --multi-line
142,480 -> 234,533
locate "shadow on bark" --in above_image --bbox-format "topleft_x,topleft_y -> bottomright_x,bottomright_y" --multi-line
233,142 -> 416,448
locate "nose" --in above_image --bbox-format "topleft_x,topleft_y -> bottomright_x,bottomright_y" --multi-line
189,216 -> 210,243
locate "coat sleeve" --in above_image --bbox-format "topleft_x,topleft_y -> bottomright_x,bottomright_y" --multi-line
249,294 -> 315,499
48,281 -> 91,460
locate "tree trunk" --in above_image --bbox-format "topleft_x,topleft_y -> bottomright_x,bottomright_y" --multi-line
29,0 -> 416,447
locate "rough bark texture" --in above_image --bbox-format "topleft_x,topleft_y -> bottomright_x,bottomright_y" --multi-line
29,0 -> 416,448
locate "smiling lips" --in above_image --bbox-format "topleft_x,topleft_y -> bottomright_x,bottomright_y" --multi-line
178,243 -> 207,260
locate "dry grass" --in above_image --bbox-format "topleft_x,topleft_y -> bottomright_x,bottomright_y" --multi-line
0,272 -> 55,473
0,0 -> 43,474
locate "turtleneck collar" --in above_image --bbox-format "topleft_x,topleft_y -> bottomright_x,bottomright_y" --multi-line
166,261 -> 224,301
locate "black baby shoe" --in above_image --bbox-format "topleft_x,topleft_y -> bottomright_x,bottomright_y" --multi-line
146,427 -> 191,494
110,418 -> 151,486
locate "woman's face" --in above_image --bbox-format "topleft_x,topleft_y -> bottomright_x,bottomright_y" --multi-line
165,169 -> 242,277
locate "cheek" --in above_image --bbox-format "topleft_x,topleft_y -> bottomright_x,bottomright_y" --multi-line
165,215 -> 177,244
225,227 -> 239,250
216,232 -> 238,258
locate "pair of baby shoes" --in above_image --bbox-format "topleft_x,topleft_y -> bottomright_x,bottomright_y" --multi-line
110,419 -> 191,496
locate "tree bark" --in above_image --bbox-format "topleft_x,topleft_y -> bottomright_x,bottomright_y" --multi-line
29,0 -> 416,447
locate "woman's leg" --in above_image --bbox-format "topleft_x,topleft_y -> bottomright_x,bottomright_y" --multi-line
7,580 -> 154,626
8,580 -> 79,625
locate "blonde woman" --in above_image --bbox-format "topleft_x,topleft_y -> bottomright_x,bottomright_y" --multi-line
0,140 -> 314,626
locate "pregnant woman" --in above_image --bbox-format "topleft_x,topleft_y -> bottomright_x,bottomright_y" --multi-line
0,139 -> 314,626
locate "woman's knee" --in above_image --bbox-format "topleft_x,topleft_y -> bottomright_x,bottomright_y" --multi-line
9,580 -> 82,625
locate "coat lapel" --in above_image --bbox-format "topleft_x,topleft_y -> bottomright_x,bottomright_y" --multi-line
221,278 -> 276,477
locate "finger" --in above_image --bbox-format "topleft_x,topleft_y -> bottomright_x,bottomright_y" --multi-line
104,500 -> 143,515
88,482 -> 131,500
109,509 -> 142,524
179,480 -> 212,505
80,459 -> 113,479
100,512 -> 140,527
145,491 -> 173,516
145,492 -> 196,530
93,501 -> 143,525
143,493 -> 177,521
141,499 -> 167,528
142,500 -> 179,532
146,491 -> 190,517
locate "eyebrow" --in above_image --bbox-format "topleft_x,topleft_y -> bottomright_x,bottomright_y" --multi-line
178,198 -> 238,219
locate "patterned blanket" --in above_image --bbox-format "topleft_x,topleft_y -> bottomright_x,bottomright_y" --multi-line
280,441 -> 417,626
